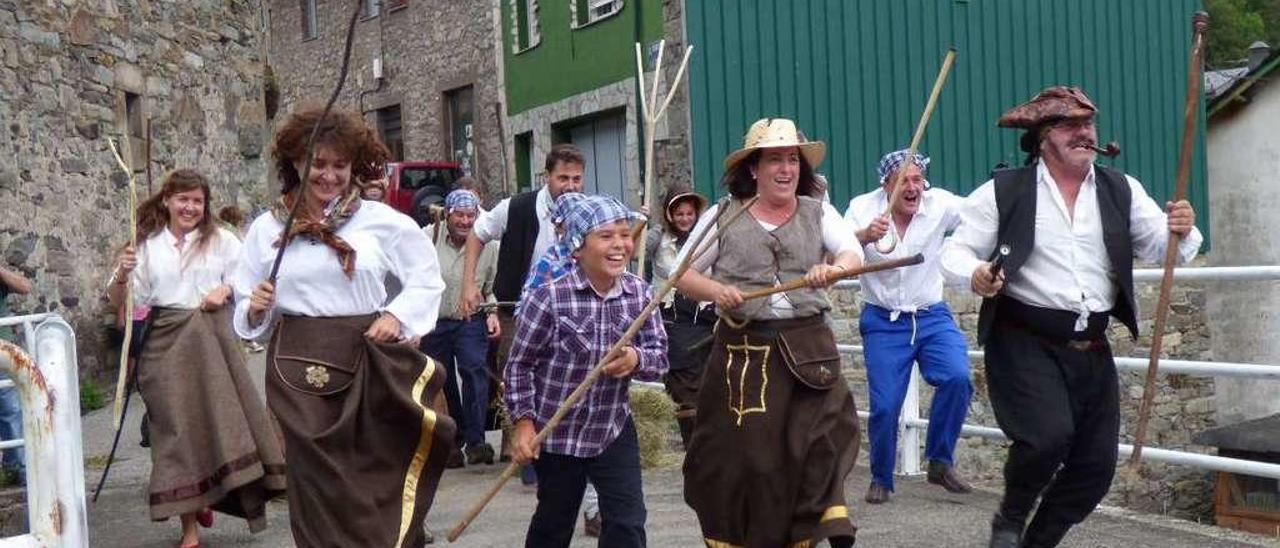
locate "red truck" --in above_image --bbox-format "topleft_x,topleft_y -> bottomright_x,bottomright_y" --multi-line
383,161 -> 463,226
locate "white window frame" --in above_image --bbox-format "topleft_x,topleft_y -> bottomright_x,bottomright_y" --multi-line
510,0 -> 541,54
571,0 -> 623,29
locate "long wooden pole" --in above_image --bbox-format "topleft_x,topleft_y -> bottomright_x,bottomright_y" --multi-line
874,48 -> 957,254
447,197 -> 757,542
106,137 -> 137,431
1130,11 -> 1209,468
739,253 -> 924,302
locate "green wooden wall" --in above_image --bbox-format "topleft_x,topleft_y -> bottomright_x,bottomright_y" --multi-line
501,0 -> 664,115
685,0 -> 1208,237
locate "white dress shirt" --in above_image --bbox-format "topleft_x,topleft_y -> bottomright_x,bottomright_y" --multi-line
233,200 -> 446,341
845,187 -> 964,319
472,185 -> 556,272
676,200 -> 863,318
940,161 -> 1203,329
131,226 -> 241,310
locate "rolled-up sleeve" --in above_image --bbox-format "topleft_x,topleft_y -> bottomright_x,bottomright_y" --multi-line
384,215 -> 446,339
505,285 -> 555,422
472,197 -> 510,244
940,181 -> 997,288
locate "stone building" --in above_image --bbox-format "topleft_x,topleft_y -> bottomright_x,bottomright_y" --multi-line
265,0 -> 507,199
0,1 -> 271,375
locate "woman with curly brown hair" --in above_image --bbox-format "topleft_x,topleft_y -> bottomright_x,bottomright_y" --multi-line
109,168 -> 286,548
232,105 -> 452,547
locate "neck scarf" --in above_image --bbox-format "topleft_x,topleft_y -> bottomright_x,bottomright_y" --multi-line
271,187 -> 362,278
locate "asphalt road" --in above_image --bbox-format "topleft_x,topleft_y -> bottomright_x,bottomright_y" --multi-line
76,352 -> 1277,547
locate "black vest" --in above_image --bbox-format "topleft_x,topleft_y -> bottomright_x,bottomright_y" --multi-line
976,165 -> 1138,344
493,190 -> 541,302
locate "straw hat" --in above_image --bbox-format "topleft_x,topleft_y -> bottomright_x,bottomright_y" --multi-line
722,118 -> 826,172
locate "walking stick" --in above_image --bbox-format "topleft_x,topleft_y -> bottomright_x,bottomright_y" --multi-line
738,254 -> 925,302
447,197 -> 757,542
266,0 -> 363,284
106,137 -> 137,432
1129,12 -> 1209,468
875,48 -> 957,254
634,40 -> 694,278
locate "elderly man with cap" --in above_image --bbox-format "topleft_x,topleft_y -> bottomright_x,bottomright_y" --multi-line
422,188 -> 502,467
940,86 -> 1202,547
845,149 -> 973,505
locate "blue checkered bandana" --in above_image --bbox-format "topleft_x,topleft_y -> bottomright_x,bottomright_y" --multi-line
552,192 -> 587,224
877,149 -> 931,187
563,195 -> 638,251
444,189 -> 480,213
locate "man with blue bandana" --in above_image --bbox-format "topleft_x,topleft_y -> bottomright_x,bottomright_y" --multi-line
844,148 -> 973,505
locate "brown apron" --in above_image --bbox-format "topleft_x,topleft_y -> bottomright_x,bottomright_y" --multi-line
267,314 -> 456,548
683,315 -> 859,548
137,307 -> 286,532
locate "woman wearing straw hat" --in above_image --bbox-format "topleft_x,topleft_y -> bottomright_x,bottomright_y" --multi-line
674,118 -> 863,547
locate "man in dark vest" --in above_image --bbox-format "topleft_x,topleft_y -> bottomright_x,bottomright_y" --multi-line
940,86 -> 1202,548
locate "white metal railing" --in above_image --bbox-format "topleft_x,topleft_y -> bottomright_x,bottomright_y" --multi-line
0,314 -> 87,547
835,264 -> 1280,481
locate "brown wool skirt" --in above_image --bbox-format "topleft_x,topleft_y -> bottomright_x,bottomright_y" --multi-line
683,315 -> 859,548
267,314 -> 456,548
137,307 -> 286,532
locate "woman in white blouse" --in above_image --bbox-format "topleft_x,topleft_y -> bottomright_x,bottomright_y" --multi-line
233,106 -> 452,548
109,169 -> 285,548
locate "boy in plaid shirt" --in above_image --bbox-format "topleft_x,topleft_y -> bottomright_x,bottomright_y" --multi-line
505,195 -> 668,548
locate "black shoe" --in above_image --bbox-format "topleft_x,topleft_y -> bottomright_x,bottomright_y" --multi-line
465,442 -> 495,466
927,460 -> 972,494
1022,513 -> 1072,548
445,447 -> 465,469
989,513 -> 1023,548
864,483 -> 890,504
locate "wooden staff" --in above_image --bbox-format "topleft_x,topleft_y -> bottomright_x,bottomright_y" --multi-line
634,40 -> 694,278
1130,11 -> 1209,468
106,136 -> 138,431
447,197 -> 757,542
739,253 -> 925,301
875,48 -> 957,254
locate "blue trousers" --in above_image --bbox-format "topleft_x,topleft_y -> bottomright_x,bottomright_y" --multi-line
526,419 -> 645,548
421,315 -> 490,446
860,302 -> 971,491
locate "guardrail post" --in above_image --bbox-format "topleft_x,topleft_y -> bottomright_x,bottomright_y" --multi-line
897,364 -> 924,477
0,315 -> 87,548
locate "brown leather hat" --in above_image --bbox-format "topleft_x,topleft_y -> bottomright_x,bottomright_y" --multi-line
997,86 -> 1097,129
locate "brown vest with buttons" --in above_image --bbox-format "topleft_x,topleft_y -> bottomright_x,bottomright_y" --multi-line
712,196 -> 830,321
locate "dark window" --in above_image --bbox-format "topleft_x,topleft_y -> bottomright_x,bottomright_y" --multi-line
376,105 -> 403,161
574,0 -> 621,27
362,0 -> 380,19
445,86 -> 475,176
514,131 -> 532,192
124,92 -> 145,171
301,0 -> 317,40
399,167 -> 459,192
513,0 -> 539,51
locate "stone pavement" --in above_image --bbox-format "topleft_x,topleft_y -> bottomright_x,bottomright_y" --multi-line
76,352 -> 1277,547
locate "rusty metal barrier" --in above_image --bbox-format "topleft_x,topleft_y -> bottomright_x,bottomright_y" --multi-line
0,314 -> 87,547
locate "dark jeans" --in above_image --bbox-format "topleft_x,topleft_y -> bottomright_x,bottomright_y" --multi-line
420,315 -> 490,446
526,419 -> 646,548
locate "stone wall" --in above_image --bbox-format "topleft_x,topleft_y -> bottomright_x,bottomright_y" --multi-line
830,257 -> 1220,521
0,0 -> 270,376
267,0 -> 507,199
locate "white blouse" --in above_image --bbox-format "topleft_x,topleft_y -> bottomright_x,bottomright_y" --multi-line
232,200 -> 446,341
131,226 -> 241,310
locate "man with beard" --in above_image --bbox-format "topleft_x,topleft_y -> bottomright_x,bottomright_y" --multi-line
940,86 -> 1203,547
422,189 -> 502,467
845,149 -> 972,505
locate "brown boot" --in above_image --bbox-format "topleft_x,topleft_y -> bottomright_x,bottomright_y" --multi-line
927,460 -> 972,493
864,483 -> 890,504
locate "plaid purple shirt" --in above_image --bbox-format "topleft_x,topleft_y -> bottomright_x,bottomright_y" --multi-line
504,267 -> 668,458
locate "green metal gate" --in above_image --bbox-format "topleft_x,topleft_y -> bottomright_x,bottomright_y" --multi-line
685,0 -> 1207,237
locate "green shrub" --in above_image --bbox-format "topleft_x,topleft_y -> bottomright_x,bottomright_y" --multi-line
80,377 -> 106,413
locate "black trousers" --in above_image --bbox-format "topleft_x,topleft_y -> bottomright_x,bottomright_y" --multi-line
985,301 -> 1119,539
